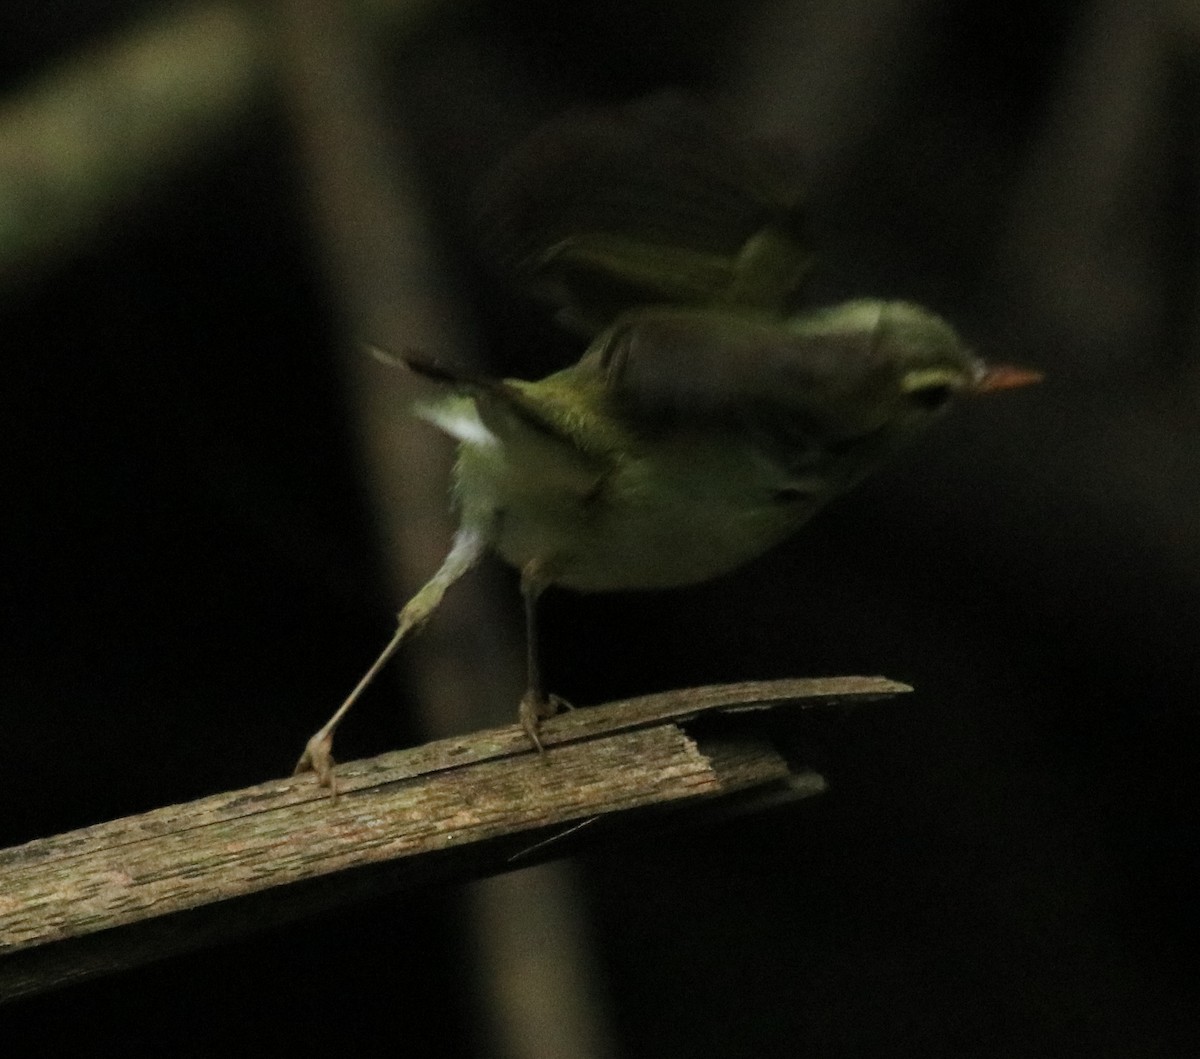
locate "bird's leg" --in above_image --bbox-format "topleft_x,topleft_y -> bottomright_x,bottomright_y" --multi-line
295,528 -> 485,794
517,562 -> 568,752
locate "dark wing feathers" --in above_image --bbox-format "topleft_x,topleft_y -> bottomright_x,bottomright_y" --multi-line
474,93 -> 811,335
585,309 -> 878,429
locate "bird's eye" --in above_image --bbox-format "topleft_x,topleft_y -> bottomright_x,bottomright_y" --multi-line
908,383 -> 954,412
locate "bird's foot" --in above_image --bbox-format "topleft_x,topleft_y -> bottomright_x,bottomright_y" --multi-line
518,692 -> 573,753
294,728 -> 339,799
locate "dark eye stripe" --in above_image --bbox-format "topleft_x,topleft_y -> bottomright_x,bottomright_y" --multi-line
909,383 -> 954,411
772,486 -> 814,504
771,477 -> 824,504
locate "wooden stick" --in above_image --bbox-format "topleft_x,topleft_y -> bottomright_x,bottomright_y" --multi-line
0,676 -> 908,1001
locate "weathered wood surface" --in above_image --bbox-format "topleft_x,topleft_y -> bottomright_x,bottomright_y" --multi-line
0,676 -> 909,1001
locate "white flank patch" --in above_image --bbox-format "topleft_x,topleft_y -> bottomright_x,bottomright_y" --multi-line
415,397 -> 498,447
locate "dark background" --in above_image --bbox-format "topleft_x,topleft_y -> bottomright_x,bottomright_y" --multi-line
4,1 -> 1197,1055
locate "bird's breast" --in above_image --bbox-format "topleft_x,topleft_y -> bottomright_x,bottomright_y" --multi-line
455,430 -> 828,593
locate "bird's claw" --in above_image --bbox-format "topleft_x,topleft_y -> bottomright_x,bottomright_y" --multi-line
518,692 -> 573,754
294,730 -> 339,799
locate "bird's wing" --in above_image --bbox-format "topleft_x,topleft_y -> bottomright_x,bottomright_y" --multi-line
474,93 -> 811,336
579,305 -> 884,440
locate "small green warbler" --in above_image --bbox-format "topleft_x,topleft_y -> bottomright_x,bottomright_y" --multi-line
295,97 -> 1040,789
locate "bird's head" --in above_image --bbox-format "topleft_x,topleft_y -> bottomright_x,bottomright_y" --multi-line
779,300 -> 1041,444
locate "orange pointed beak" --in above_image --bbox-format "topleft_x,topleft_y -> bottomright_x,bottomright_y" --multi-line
972,363 -> 1044,395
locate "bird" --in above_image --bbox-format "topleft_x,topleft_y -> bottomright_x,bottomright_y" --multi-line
293,95 -> 1041,791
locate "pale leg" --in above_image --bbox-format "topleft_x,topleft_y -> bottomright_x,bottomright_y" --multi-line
295,528 -> 486,792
